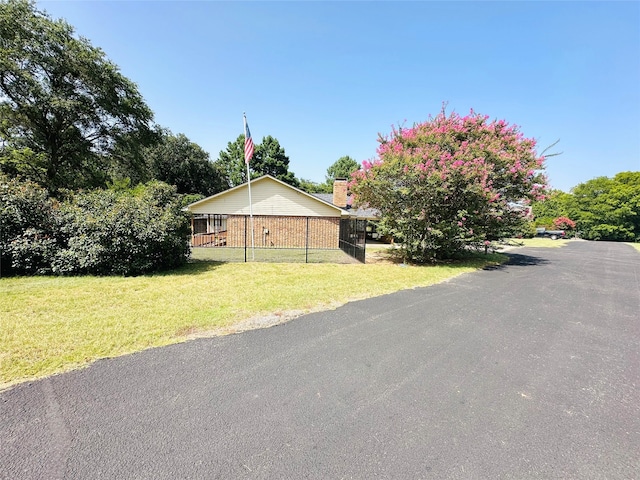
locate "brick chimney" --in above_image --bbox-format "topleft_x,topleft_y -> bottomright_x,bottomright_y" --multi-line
332,178 -> 348,208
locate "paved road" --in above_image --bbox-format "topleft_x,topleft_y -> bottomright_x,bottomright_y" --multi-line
1,241 -> 639,479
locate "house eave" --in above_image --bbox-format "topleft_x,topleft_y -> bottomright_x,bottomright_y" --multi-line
186,175 -> 348,217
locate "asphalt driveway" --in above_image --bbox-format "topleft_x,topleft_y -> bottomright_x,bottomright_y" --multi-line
1,241 -> 639,479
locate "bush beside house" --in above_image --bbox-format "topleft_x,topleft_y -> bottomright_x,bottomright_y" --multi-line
1,176 -> 190,276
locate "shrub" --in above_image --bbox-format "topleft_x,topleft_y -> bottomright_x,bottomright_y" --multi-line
514,221 -> 537,239
0,175 -> 60,275
53,182 -> 190,275
1,176 -> 190,276
553,216 -> 576,230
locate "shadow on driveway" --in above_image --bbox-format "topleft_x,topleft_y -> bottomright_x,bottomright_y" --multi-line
483,253 -> 549,270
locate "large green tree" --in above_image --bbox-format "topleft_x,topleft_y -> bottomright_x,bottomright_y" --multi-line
214,134 -> 299,188
326,155 -> 360,183
253,135 -> 299,187
297,156 -> 361,194
0,0 -> 156,192
144,131 -> 226,197
106,126 -> 162,186
214,134 -> 248,188
569,172 -> 640,241
531,189 -> 573,228
532,172 -> 640,241
298,178 -> 331,194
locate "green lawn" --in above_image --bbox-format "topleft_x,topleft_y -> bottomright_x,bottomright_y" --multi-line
191,247 -> 361,263
0,253 -> 505,390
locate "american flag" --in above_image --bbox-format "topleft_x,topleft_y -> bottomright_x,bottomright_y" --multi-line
244,115 -> 254,164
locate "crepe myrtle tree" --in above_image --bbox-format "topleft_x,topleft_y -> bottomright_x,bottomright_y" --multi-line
553,216 -> 576,231
350,109 -> 548,262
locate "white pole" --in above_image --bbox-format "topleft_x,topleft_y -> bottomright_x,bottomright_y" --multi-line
246,161 -> 255,260
244,113 -> 255,260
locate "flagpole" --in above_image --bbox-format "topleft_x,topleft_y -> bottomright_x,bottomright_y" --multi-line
243,113 -> 255,260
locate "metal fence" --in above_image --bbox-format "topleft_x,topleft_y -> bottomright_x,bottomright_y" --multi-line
339,218 -> 367,263
190,214 -> 367,263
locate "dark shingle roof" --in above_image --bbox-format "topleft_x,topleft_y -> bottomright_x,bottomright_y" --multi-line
310,193 -> 334,204
310,193 -> 379,220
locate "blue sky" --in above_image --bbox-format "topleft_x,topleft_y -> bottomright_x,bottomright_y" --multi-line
39,0 -> 639,192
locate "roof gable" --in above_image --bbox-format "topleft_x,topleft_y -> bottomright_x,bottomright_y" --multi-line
187,175 -> 351,217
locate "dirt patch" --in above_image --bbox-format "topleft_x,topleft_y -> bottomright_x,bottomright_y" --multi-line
366,246 -> 402,265
180,303 -> 345,341
210,310 -> 308,335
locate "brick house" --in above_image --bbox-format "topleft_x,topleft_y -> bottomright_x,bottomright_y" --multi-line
186,175 -> 354,249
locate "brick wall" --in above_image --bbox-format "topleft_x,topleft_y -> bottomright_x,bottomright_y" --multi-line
225,215 -> 340,249
332,179 -> 348,208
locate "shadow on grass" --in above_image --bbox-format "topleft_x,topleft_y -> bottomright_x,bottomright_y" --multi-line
151,260 -> 225,277
482,253 -> 549,270
174,250 -> 510,273
368,246 -> 508,265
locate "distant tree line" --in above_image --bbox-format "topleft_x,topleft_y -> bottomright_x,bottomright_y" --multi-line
532,172 -> 640,241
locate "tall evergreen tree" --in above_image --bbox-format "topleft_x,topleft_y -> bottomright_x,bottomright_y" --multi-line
214,135 -> 247,188
253,135 -> 299,187
215,134 -> 299,188
326,156 -> 360,183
